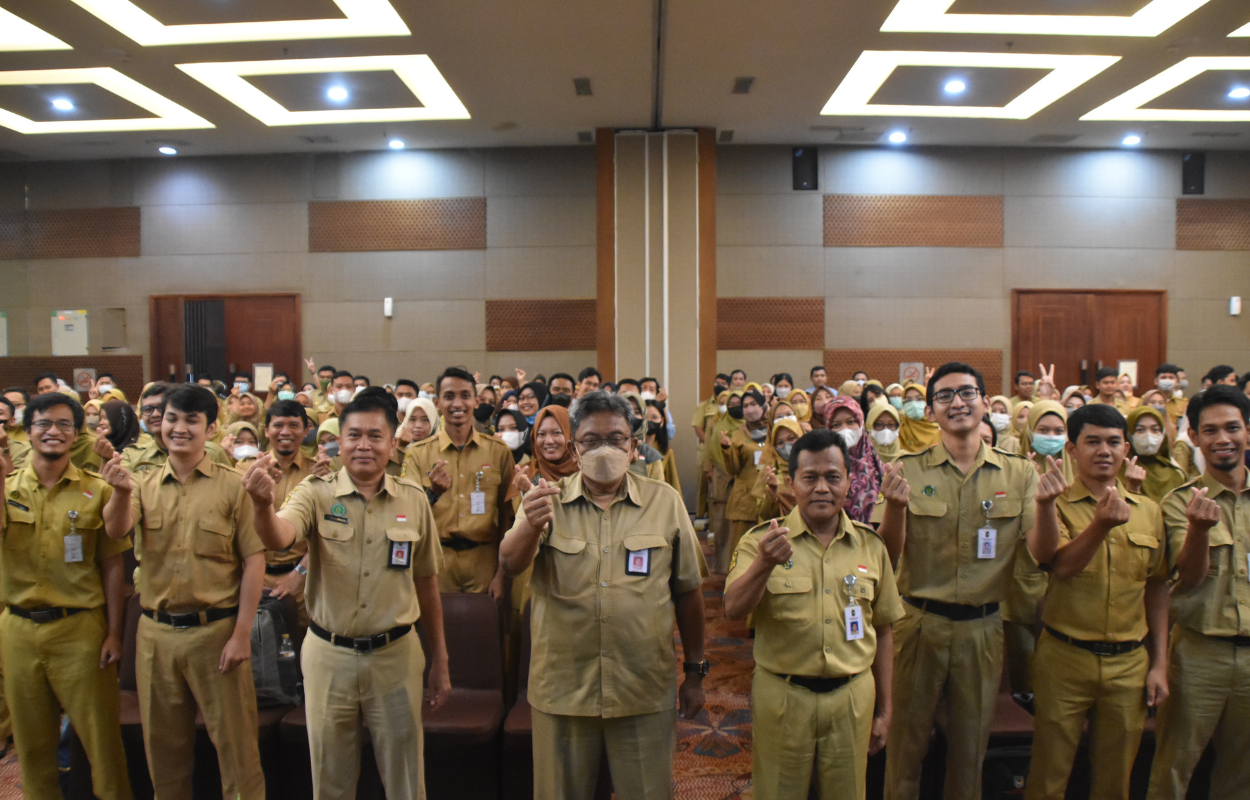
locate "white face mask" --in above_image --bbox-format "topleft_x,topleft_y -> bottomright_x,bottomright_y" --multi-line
718,404 -> 728,414
872,428 -> 899,447
640,391 -> 656,401
775,414 -> 797,423
579,446 -> 631,484
506,402 -> 519,411
1172,389 -> 1184,399
856,379 -> 866,387
418,391 -> 433,400
1132,431 -> 1164,456
97,383 -> 113,394
233,444 -> 259,460
775,387 -> 792,399
1157,379 -> 1176,392
499,430 -> 522,450
334,388 -> 353,404
837,426 -> 863,449
990,412 -> 1011,432
396,397 -> 413,414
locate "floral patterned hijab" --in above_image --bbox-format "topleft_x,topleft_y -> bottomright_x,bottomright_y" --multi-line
824,395 -> 884,524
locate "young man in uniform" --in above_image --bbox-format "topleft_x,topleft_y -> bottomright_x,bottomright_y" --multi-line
0,393 -> 133,800
1153,363 -> 1187,427
122,383 -> 232,474
102,384 -> 266,800
500,390 -> 707,800
245,388 -> 449,800
1010,370 -> 1036,408
1025,404 -> 1169,800
404,367 -> 515,598
1089,367 -> 1129,414
256,399 -> 318,625
725,429 -> 902,800
877,362 -> 1038,800
1147,385 -> 1250,798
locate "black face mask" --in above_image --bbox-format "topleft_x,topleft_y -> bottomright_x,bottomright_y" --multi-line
646,420 -> 663,435
302,427 -> 318,446
727,406 -> 744,420
546,393 -> 571,408
473,404 -> 494,422
714,383 -> 728,396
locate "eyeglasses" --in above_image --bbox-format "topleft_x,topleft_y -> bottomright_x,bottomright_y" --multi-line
931,387 -> 981,405
30,420 -> 75,432
576,435 -> 631,451
140,404 -> 163,417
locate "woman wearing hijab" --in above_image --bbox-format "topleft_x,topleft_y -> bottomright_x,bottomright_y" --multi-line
866,403 -> 902,463
83,399 -> 103,432
1011,400 -> 1034,442
885,383 -> 904,410
493,408 -> 532,468
643,400 -> 682,495
786,389 -> 814,432
516,382 -> 547,426
99,398 -> 141,453
988,395 -> 1021,454
720,389 -> 770,572
1123,405 -> 1187,502
752,408 -> 803,523
473,385 -> 499,433
822,396 -> 885,525
707,391 -> 745,571
898,381 -> 941,452
400,397 -> 440,451
221,421 -> 262,466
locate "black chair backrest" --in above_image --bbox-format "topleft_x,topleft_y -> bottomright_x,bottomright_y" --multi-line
420,592 -> 503,691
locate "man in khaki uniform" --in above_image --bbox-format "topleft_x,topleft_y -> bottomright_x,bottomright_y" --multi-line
405,367 -> 515,598
122,383 -> 232,474
877,363 -> 1038,800
691,374 -> 730,519
500,391 -> 707,800
1153,363 -> 1188,428
1024,404 -> 1170,800
1148,385 -> 1250,799
104,384 -> 266,800
246,389 -> 450,800
0,393 -> 133,800
725,430 -> 902,800
1089,367 -> 1130,415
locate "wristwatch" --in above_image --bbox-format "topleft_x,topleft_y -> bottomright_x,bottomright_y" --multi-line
683,660 -> 710,676
294,564 -> 308,577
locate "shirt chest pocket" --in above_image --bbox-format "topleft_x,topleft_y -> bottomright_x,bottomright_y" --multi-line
2,503 -> 35,550
621,533 -> 670,580
193,516 -> 235,562
907,497 -> 947,538
765,574 -> 813,621
986,499 -> 1023,523
317,520 -> 355,565
1124,529 -> 1159,581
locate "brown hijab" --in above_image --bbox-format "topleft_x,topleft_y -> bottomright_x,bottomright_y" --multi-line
527,406 -> 579,483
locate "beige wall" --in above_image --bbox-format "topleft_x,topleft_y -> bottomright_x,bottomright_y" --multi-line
0,147 -> 598,383
717,145 -> 1250,393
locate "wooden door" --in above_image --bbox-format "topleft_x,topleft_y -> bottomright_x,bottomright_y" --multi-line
1011,291 -> 1094,392
149,296 -> 184,382
149,294 -> 300,386
1091,292 -> 1167,389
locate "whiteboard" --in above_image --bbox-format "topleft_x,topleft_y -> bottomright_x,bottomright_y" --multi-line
52,310 -> 88,356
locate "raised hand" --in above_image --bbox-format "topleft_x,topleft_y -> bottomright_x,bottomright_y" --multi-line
242,454 -> 277,505
92,434 -> 116,462
719,430 -> 733,448
923,366 -> 935,383
220,432 -> 237,453
304,357 -> 317,376
1185,487 -> 1221,533
428,459 -> 451,494
1094,485 -> 1131,529
1036,456 -> 1069,504
762,465 -> 779,501
755,519 -> 794,567
312,445 -> 334,478
511,470 -> 533,496
1124,456 -> 1146,494
522,477 -> 560,530
1036,364 -> 1058,399
515,368 -> 527,384
99,453 -> 132,494
879,461 -> 910,509
656,387 -> 669,403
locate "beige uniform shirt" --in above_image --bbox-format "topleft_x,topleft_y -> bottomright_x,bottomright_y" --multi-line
1162,471 -> 1250,638
2,462 -> 132,609
277,470 -> 442,638
727,507 -> 903,679
122,437 -> 233,474
520,472 -> 707,718
265,450 -> 315,566
1043,479 -> 1166,642
723,427 -> 767,522
403,427 -> 515,544
130,454 -> 264,613
889,442 -> 1038,606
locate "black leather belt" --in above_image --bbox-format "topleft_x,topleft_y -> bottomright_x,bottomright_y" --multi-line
905,597 -> 1000,621
265,562 -> 298,575
773,670 -> 862,694
8,606 -> 88,624
1045,626 -> 1144,657
309,621 -> 412,652
143,607 -> 238,629
441,537 -> 488,552
1207,633 -> 1250,647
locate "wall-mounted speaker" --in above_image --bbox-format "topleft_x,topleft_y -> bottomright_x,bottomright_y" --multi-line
1182,151 -> 1205,195
793,146 -> 818,191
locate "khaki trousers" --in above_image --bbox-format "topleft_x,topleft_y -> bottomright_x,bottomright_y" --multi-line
884,604 -> 1003,800
709,466 -> 732,574
136,614 -> 265,800
301,630 -> 426,800
751,667 -> 874,800
438,541 -> 498,593
1025,630 -> 1149,800
1,608 -> 131,800
695,443 -> 708,518
532,707 -> 676,800
1147,625 -> 1250,800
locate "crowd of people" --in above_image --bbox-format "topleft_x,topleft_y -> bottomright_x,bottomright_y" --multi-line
0,354 -> 1248,800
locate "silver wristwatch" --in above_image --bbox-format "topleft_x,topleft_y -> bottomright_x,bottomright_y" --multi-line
294,564 -> 308,576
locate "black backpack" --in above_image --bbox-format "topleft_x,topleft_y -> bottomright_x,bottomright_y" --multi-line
250,594 -> 302,708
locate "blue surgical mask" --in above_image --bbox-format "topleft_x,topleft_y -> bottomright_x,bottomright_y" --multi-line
889,397 -> 903,410
277,391 -> 295,401
139,419 -> 149,434
1032,433 -> 1067,456
902,400 -> 926,420
236,383 -> 249,394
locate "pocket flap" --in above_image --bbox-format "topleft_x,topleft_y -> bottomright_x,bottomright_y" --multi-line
766,575 -> 812,594
142,512 -> 163,529
909,497 -> 947,517
1127,531 -> 1159,549
1207,523 -> 1233,548
200,517 -> 231,536
987,499 -> 1023,519
546,533 -> 587,554
72,511 -> 103,530
623,533 -> 669,552
317,521 -> 353,542
386,526 -> 418,542
4,501 -> 34,524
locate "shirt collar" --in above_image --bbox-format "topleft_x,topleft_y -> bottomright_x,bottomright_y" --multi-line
10,460 -> 82,495
1065,477 -> 1141,505
159,452 -> 214,483
781,505 -> 855,543
332,466 -> 399,499
1199,468 -> 1250,500
436,425 -> 482,452
560,471 -> 643,508
928,440 -> 999,471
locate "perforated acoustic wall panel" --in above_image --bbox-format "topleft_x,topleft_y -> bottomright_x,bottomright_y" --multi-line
1176,199 -> 1250,250
485,299 -> 596,352
824,349 -> 1003,395
308,198 -> 487,252
823,195 -> 1003,248
0,356 -> 145,403
718,298 -> 824,350
0,208 -> 140,259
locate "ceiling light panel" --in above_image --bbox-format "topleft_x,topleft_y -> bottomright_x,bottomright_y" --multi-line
177,55 -> 469,125
0,8 -> 72,51
1083,57 -> 1250,121
881,0 -> 1211,37
1230,20 -> 1250,36
0,68 -> 213,133
68,0 -> 409,45
822,51 -> 1120,119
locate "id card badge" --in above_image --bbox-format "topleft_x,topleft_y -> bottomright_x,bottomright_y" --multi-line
388,539 -> 412,569
64,534 -> 84,563
470,492 -> 487,515
977,527 -> 997,559
845,604 -> 865,641
625,548 -> 651,576
754,450 -> 762,467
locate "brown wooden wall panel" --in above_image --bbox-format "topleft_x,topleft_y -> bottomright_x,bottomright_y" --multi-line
824,195 -> 1003,248
308,198 -> 486,252
485,299 -> 596,352
0,207 -> 139,259
718,298 -> 823,350
1176,199 -> 1250,250
824,349 -> 1003,395
0,355 -> 144,403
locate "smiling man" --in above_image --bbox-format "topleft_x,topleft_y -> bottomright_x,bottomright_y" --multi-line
254,399 -> 317,624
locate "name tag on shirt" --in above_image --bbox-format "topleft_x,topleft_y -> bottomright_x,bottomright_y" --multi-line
6,499 -> 29,512
389,539 -> 411,569
977,527 -> 997,559
845,604 -> 864,641
470,491 -> 486,515
754,450 -> 762,466
626,548 -> 651,576
64,534 -> 83,563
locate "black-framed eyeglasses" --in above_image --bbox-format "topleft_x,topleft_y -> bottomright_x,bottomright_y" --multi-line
30,420 -> 75,432
576,435 -> 631,451
140,404 -> 163,417
931,387 -> 981,405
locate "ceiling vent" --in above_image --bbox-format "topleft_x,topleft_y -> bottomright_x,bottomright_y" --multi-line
146,138 -> 191,146
732,77 -> 755,94
1029,134 -> 1081,144
573,78 -> 592,96
1191,131 -> 1241,138
577,131 -> 593,143
298,135 -> 335,144
838,130 -> 883,143
718,130 -> 734,143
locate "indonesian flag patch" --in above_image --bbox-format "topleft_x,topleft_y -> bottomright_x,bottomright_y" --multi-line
396,514 -> 408,523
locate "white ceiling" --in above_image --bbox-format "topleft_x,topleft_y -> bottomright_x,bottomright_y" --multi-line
0,0 -> 1248,162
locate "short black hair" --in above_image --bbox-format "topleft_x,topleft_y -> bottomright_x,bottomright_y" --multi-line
488,375 -> 503,384
163,385 -> 220,422
232,371 -> 250,383
549,372 -> 577,387
1096,367 -> 1118,382
331,370 -> 353,382
318,365 -> 336,374
787,428 -> 849,478
1187,384 -> 1250,430
353,375 -> 371,385
1014,370 -> 1034,384
0,395 -> 13,418
640,376 -> 660,389
578,367 -> 602,383
265,399 -> 310,429
927,362 -> 986,406
436,367 -> 476,395
1238,372 -> 1250,393
340,386 -> 399,435
140,382 -> 171,402
715,373 -> 731,383
23,392 -> 84,434
1205,365 -> 1236,384
97,373 -> 114,382
810,365 -> 826,377
3,387 -> 29,403
395,379 -> 419,392
569,390 -> 632,435
198,373 -> 214,382
730,369 -> 746,379
980,414 -> 998,447
1067,404 -> 1127,443
1156,363 -> 1181,376
616,378 -> 640,390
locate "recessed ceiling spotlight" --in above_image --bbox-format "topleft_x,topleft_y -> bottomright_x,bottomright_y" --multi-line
888,130 -> 908,144
158,145 -> 177,155
388,138 -> 404,149
1122,134 -> 1142,145
326,85 -> 348,102
1229,87 -> 1250,99
50,98 -> 74,111
944,79 -> 966,94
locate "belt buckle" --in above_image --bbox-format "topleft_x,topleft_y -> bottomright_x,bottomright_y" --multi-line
171,613 -> 197,630
29,609 -> 57,624
1090,642 -> 1116,657
368,632 -> 389,651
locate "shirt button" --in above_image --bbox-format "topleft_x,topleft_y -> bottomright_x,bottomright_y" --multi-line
603,547 -> 609,553
1109,537 -> 1116,544
365,539 -> 372,544
825,647 -> 831,653
825,589 -> 832,594
825,618 -> 832,624
363,571 -> 369,577
601,581 -> 607,587
785,581 -> 791,587
360,603 -> 367,608
460,494 -> 464,498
